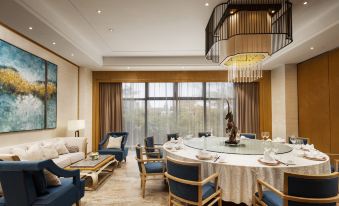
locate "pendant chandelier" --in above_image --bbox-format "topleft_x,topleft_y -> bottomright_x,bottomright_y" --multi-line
205,0 -> 293,82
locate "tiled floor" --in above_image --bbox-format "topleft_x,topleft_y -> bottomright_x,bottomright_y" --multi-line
81,154 -> 168,206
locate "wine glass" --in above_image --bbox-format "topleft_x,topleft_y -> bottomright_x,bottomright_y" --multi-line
290,136 -> 297,145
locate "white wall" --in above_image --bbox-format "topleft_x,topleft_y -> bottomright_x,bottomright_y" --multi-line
271,64 -> 298,139
271,66 -> 287,138
0,24 -> 79,147
79,67 -> 93,152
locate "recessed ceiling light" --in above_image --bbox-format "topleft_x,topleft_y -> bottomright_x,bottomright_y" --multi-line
52,42 -> 56,45
182,66 -> 185,69
205,2 -> 209,6
108,28 -> 113,32
127,67 -> 130,70
303,1 -> 308,5
71,53 -> 74,57
97,10 -> 102,14
271,10 -> 275,13
310,47 -> 314,50
230,10 -> 235,14
28,26 -> 33,30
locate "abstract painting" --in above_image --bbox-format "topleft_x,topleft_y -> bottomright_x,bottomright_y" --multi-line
0,39 -> 57,133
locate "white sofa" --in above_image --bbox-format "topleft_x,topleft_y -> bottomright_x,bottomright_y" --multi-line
0,137 -> 87,168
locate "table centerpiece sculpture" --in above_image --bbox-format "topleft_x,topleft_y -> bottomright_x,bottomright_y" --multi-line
225,99 -> 239,145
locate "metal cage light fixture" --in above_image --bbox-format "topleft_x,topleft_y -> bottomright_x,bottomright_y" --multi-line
205,0 -> 293,82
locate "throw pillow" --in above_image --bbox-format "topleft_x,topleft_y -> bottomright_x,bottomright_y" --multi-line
55,141 -> 69,155
66,144 -> 79,153
11,148 -> 27,160
44,170 -> 61,187
106,136 -> 123,149
24,144 -> 43,161
41,144 -> 59,160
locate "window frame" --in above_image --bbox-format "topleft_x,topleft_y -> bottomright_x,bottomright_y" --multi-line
122,82 -> 232,137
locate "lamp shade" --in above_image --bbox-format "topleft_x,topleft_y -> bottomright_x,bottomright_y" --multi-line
67,120 -> 85,131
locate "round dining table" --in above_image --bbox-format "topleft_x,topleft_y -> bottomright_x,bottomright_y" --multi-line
163,137 -> 331,205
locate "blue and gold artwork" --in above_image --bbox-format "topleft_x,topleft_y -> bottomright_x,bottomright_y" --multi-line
0,39 -> 57,133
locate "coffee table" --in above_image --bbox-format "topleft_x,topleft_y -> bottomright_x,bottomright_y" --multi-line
67,155 -> 117,190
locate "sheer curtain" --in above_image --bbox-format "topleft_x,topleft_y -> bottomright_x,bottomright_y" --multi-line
147,83 -> 175,144
206,83 -> 235,137
177,83 -> 205,137
122,83 -> 145,147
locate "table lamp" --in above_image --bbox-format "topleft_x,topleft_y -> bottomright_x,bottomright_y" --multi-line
68,120 -> 85,137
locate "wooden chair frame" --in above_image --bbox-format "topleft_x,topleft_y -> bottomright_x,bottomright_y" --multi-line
327,153 -> 339,172
240,133 -> 257,139
253,172 -> 339,206
135,145 -> 165,198
165,157 -> 222,206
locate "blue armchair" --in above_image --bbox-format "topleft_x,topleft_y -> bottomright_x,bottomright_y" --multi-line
0,159 -> 84,206
254,172 -> 339,206
167,133 -> 179,141
98,132 -> 129,162
240,133 -> 256,139
198,132 -> 211,138
165,157 -> 222,206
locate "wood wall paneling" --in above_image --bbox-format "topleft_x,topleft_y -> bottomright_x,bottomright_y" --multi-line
329,49 -> 339,153
298,54 -> 331,153
259,71 -> 272,138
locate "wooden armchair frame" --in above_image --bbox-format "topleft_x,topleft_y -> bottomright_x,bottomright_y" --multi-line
253,172 -> 339,206
135,145 -> 165,198
165,157 -> 222,206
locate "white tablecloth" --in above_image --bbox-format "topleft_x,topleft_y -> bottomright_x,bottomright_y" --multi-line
163,141 -> 331,205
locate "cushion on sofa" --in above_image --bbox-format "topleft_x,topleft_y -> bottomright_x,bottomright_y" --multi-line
25,144 -> 44,161
61,152 -> 84,164
52,156 -> 72,168
41,144 -> 59,160
53,141 -> 69,155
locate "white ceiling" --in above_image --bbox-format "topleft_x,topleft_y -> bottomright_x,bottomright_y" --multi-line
0,0 -> 338,70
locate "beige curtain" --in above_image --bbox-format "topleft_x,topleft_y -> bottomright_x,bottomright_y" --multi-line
235,83 -> 260,137
99,83 -> 123,141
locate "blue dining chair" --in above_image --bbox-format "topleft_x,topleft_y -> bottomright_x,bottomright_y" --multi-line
165,157 -> 222,206
198,132 -> 212,138
167,133 -> 179,141
254,172 -> 339,206
144,136 -> 163,159
135,144 -> 165,198
288,137 -> 310,145
240,133 -> 256,139
0,159 -> 84,206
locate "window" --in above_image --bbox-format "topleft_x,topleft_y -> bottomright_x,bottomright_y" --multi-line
122,82 -> 234,146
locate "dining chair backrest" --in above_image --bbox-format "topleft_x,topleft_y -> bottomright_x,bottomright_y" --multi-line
288,137 -> 309,145
198,132 -> 211,138
135,144 -> 143,173
144,136 -> 155,153
240,133 -> 256,139
166,157 -> 201,202
167,133 -> 179,141
284,172 -> 339,206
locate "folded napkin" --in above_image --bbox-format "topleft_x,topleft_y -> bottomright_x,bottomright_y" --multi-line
240,136 -> 249,140
263,148 -> 275,162
273,137 -> 285,143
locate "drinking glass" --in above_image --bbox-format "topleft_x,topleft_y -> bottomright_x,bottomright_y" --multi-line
290,136 -> 297,144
